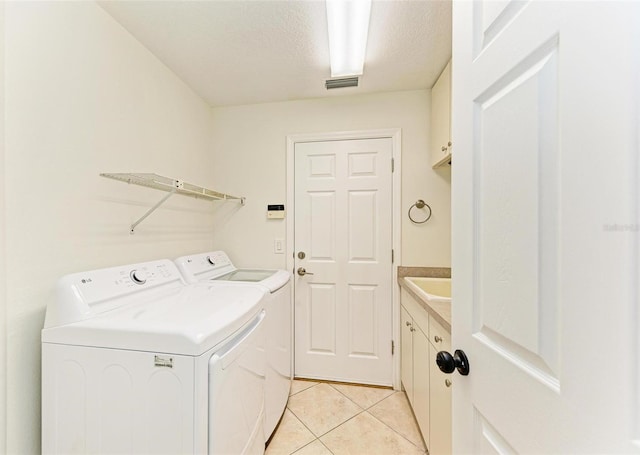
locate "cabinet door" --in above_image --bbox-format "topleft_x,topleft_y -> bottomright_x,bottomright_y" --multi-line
400,306 -> 414,403
430,61 -> 452,167
412,325 -> 430,449
429,343 -> 452,455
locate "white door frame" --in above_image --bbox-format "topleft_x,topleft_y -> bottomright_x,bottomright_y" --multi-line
286,128 -> 402,390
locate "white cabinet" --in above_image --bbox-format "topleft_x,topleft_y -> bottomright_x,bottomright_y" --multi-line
400,288 -> 452,454
430,60 -> 452,168
401,297 -> 430,448
412,324 -> 430,447
428,317 -> 452,455
401,307 -> 414,404
429,344 -> 452,455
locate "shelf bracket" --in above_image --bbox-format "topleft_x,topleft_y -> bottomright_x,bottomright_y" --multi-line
130,188 -> 177,234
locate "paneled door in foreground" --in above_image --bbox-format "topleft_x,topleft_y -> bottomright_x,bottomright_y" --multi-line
452,1 -> 640,452
294,138 -> 393,385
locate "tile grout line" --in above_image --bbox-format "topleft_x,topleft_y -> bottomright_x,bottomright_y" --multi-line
288,389 -> 371,442
287,403 -> 367,440
367,404 -> 427,453
288,381 -> 320,397
327,382 -> 396,411
318,408 -> 426,455
325,384 -> 427,453
287,382 -> 366,439
283,405 -> 322,443
289,437 -> 335,455
366,392 -> 428,452
326,382 -> 367,411
283,381 -> 425,454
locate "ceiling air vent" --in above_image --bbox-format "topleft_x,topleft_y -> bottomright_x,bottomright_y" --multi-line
325,77 -> 359,90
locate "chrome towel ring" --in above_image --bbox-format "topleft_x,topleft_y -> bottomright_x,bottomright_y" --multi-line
408,199 -> 432,224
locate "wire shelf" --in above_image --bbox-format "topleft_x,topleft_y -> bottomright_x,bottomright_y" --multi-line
100,173 -> 245,233
100,173 -> 244,203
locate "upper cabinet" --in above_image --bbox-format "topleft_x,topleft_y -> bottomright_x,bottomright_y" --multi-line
430,60 -> 452,168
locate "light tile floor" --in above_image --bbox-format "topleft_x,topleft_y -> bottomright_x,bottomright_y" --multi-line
266,380 -> 426,455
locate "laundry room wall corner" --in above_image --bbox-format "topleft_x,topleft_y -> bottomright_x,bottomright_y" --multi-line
0,2 -> 8,452
4,3 -> 216,453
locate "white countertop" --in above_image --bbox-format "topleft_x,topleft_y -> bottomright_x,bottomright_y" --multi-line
399,277 -> 451,331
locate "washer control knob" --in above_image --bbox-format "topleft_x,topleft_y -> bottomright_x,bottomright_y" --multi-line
130,269 -> 147,284
206,256 -> 215,265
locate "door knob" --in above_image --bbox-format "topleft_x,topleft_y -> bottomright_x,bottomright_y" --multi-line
297,267 -> 314,276
436,349 -> 470,376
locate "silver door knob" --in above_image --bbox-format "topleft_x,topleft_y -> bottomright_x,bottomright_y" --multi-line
297,267 -> 314,276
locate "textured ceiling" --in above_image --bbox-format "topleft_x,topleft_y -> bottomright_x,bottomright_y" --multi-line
99,0 -> 451,107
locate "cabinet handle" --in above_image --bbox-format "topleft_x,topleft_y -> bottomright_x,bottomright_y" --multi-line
441,146 -> 447,152
445,379 -> 452,387
410,327 -> 416,332
406,321 -> 412,327
448,141 -> 452,147
434,335 -> 443,343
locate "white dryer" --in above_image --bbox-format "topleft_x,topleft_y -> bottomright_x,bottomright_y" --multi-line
42,259 -> 267,455
174,251 -> 291,440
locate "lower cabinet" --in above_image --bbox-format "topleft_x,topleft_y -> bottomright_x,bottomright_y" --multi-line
412,324 -> 431,447
401,306 -> 415,405
429,343 -> 452,455
401,289 -> 451,454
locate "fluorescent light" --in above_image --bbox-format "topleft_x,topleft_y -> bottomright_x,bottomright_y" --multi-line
326,0 -> 372,78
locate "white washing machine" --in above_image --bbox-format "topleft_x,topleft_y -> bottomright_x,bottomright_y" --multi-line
42,259 -> 267,455
174,251 -> 291,440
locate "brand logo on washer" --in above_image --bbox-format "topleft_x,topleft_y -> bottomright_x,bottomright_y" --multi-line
154,355 -> 173,368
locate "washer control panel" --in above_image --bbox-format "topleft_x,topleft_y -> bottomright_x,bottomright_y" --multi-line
47,259 -> 186,328
70,260 -> 182,305
129,269 -> 147,284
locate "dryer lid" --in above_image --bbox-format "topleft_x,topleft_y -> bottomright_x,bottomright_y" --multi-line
42,284 -> 266,356
175,251 -> 291,292
212,269 -> 291,293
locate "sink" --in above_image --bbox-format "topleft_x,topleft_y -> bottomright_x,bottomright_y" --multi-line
404,277 -> 451,303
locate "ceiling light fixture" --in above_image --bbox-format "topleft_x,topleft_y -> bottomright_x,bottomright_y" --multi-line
326,0 -> 372,78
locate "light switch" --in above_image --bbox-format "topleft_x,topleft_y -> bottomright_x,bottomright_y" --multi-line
274,238 -> 284,254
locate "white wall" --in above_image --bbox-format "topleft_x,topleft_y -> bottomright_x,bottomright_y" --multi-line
0,2 -> 7,453
209,90 -> 451,269
4,3 -> 217,453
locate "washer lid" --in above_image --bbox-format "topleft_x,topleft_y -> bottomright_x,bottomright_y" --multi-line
42,284 -> 266,356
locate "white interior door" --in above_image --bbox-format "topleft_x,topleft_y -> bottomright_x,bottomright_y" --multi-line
294,138 -> 393,385
452,1 -> 640,452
